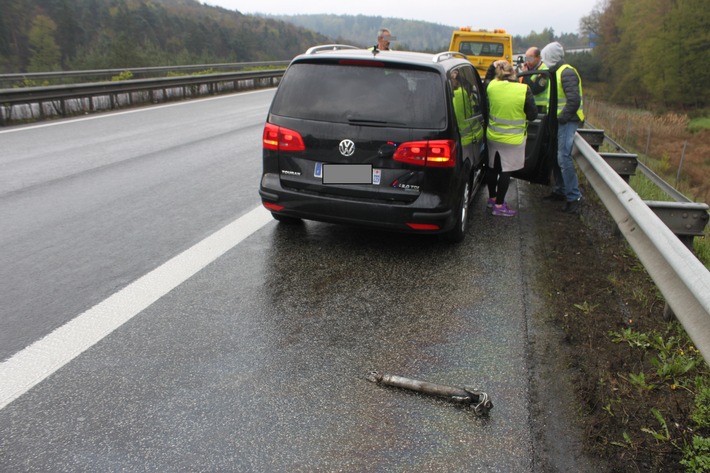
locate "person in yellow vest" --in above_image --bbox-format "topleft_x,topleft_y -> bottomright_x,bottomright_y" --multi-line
541,41 -> 585,214
520,47 -> 549,113
485,60 -> 537,217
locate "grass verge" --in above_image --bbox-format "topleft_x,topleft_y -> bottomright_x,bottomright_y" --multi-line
572,101 -> 710,471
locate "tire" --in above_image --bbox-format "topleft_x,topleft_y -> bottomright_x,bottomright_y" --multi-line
271,213 -> 301,224
443,177 -> 471,243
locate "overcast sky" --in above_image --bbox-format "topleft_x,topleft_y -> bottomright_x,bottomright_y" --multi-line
200,0 -> 600,37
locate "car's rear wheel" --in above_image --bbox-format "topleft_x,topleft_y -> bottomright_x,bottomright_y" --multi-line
271,213 -> 301,224
443,175 -> 471,243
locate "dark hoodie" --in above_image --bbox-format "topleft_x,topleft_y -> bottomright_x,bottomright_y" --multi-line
541,42 -> 583,124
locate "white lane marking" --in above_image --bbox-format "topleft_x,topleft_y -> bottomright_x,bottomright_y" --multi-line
0,88 -> 274,134
0,205 -> 272,410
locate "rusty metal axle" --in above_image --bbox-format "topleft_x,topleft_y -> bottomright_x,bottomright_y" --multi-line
366,371 -> 493,416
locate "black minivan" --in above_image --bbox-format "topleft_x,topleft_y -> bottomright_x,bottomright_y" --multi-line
259,45 -> 555,242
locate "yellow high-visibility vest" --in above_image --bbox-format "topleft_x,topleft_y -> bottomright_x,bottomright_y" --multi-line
531,62 -> 550,111
486,80 -> 528,145
555,64 -> 585,121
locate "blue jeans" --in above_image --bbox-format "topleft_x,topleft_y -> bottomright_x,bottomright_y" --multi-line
552,121 -> 582,201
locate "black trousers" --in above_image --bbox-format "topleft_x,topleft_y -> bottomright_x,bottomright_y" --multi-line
486,151 -> 511,205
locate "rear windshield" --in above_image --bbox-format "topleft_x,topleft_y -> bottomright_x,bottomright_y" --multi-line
270,63 -> 446,129
459,41 -> 505,57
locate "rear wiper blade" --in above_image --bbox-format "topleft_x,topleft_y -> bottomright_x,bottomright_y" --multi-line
347,117 -> 405,126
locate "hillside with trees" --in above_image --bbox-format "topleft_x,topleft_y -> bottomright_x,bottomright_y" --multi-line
265,13 -> 589,54
580,0 -> 709,109
263,14 -> 454,52
0,0 -> 331,73
1,0 -> 591,75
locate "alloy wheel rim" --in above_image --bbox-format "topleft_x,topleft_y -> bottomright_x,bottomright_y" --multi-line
460,182 -> 470,232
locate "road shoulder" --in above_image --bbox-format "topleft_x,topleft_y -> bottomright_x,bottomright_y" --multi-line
518,180 -> 612,472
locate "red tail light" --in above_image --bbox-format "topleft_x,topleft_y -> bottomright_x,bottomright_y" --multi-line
263,123 -> 305,151
263,202 -> 285,211
392,140 -> 456,167
407,223 -> 441,231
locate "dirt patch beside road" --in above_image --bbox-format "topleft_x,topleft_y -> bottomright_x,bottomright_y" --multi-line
520,180 -> 705,472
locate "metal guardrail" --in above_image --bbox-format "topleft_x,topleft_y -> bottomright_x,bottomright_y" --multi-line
0,70 -> 284,104
0,69 -> 285,125
573,133 -> 710,364
578,129 -> 709,246
0,61 -> 290,85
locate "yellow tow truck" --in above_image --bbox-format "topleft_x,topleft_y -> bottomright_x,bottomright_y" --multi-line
448,28 -> 513,76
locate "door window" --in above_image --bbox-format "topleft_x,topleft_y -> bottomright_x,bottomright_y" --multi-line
449,65 -> 484,145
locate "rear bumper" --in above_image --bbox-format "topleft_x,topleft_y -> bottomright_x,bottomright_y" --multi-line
259,173 -> 455,233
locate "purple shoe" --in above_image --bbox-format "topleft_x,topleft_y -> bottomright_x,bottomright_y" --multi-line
487,197 -> 496,208
491,203 -> 517,217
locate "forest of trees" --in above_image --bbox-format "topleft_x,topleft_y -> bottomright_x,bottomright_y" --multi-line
266,14 -> 587,53
580,0 -> 709,108
0,0 -> 589,74
265,13 -> 453,52
0,0 -> 330,72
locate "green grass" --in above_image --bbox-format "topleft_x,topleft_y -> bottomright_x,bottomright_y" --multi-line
694,238 -> 710,268
629,173 -> 675,202
625,156 -> 710,269
688,117 -> 710,133
609,325 -> 710,472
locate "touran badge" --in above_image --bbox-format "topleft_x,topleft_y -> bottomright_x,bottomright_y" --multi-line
339,139 -> 355,157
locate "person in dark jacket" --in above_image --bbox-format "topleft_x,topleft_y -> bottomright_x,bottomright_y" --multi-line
369,28 -> 396,51
485,60 -> 537,217
541,41 -> 585,214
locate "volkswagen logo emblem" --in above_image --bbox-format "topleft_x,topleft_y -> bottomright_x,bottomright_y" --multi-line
339,139 -> 355,157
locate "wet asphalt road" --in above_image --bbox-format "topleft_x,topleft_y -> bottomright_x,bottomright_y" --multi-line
1,91 -> 543,471
0,92 -> 267,360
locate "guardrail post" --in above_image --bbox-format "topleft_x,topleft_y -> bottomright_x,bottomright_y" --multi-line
577,128 -> 605,151
598,152 -> 638,183
643,201 -> 709,250
653,201 -> 709,319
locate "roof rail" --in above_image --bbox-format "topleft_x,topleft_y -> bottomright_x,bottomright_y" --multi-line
305,44 -> 360,55
432,51 -> 468,63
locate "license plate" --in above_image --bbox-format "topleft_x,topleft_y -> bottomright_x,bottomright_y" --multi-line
322,164 -> 373,184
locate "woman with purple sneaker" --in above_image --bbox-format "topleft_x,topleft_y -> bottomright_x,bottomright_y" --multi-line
485,61 -> 537,217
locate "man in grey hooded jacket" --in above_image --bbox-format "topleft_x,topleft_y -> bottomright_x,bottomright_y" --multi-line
541,41 -> 584,214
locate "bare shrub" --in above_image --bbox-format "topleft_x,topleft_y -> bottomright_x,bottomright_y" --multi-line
586,98 -> 709,203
